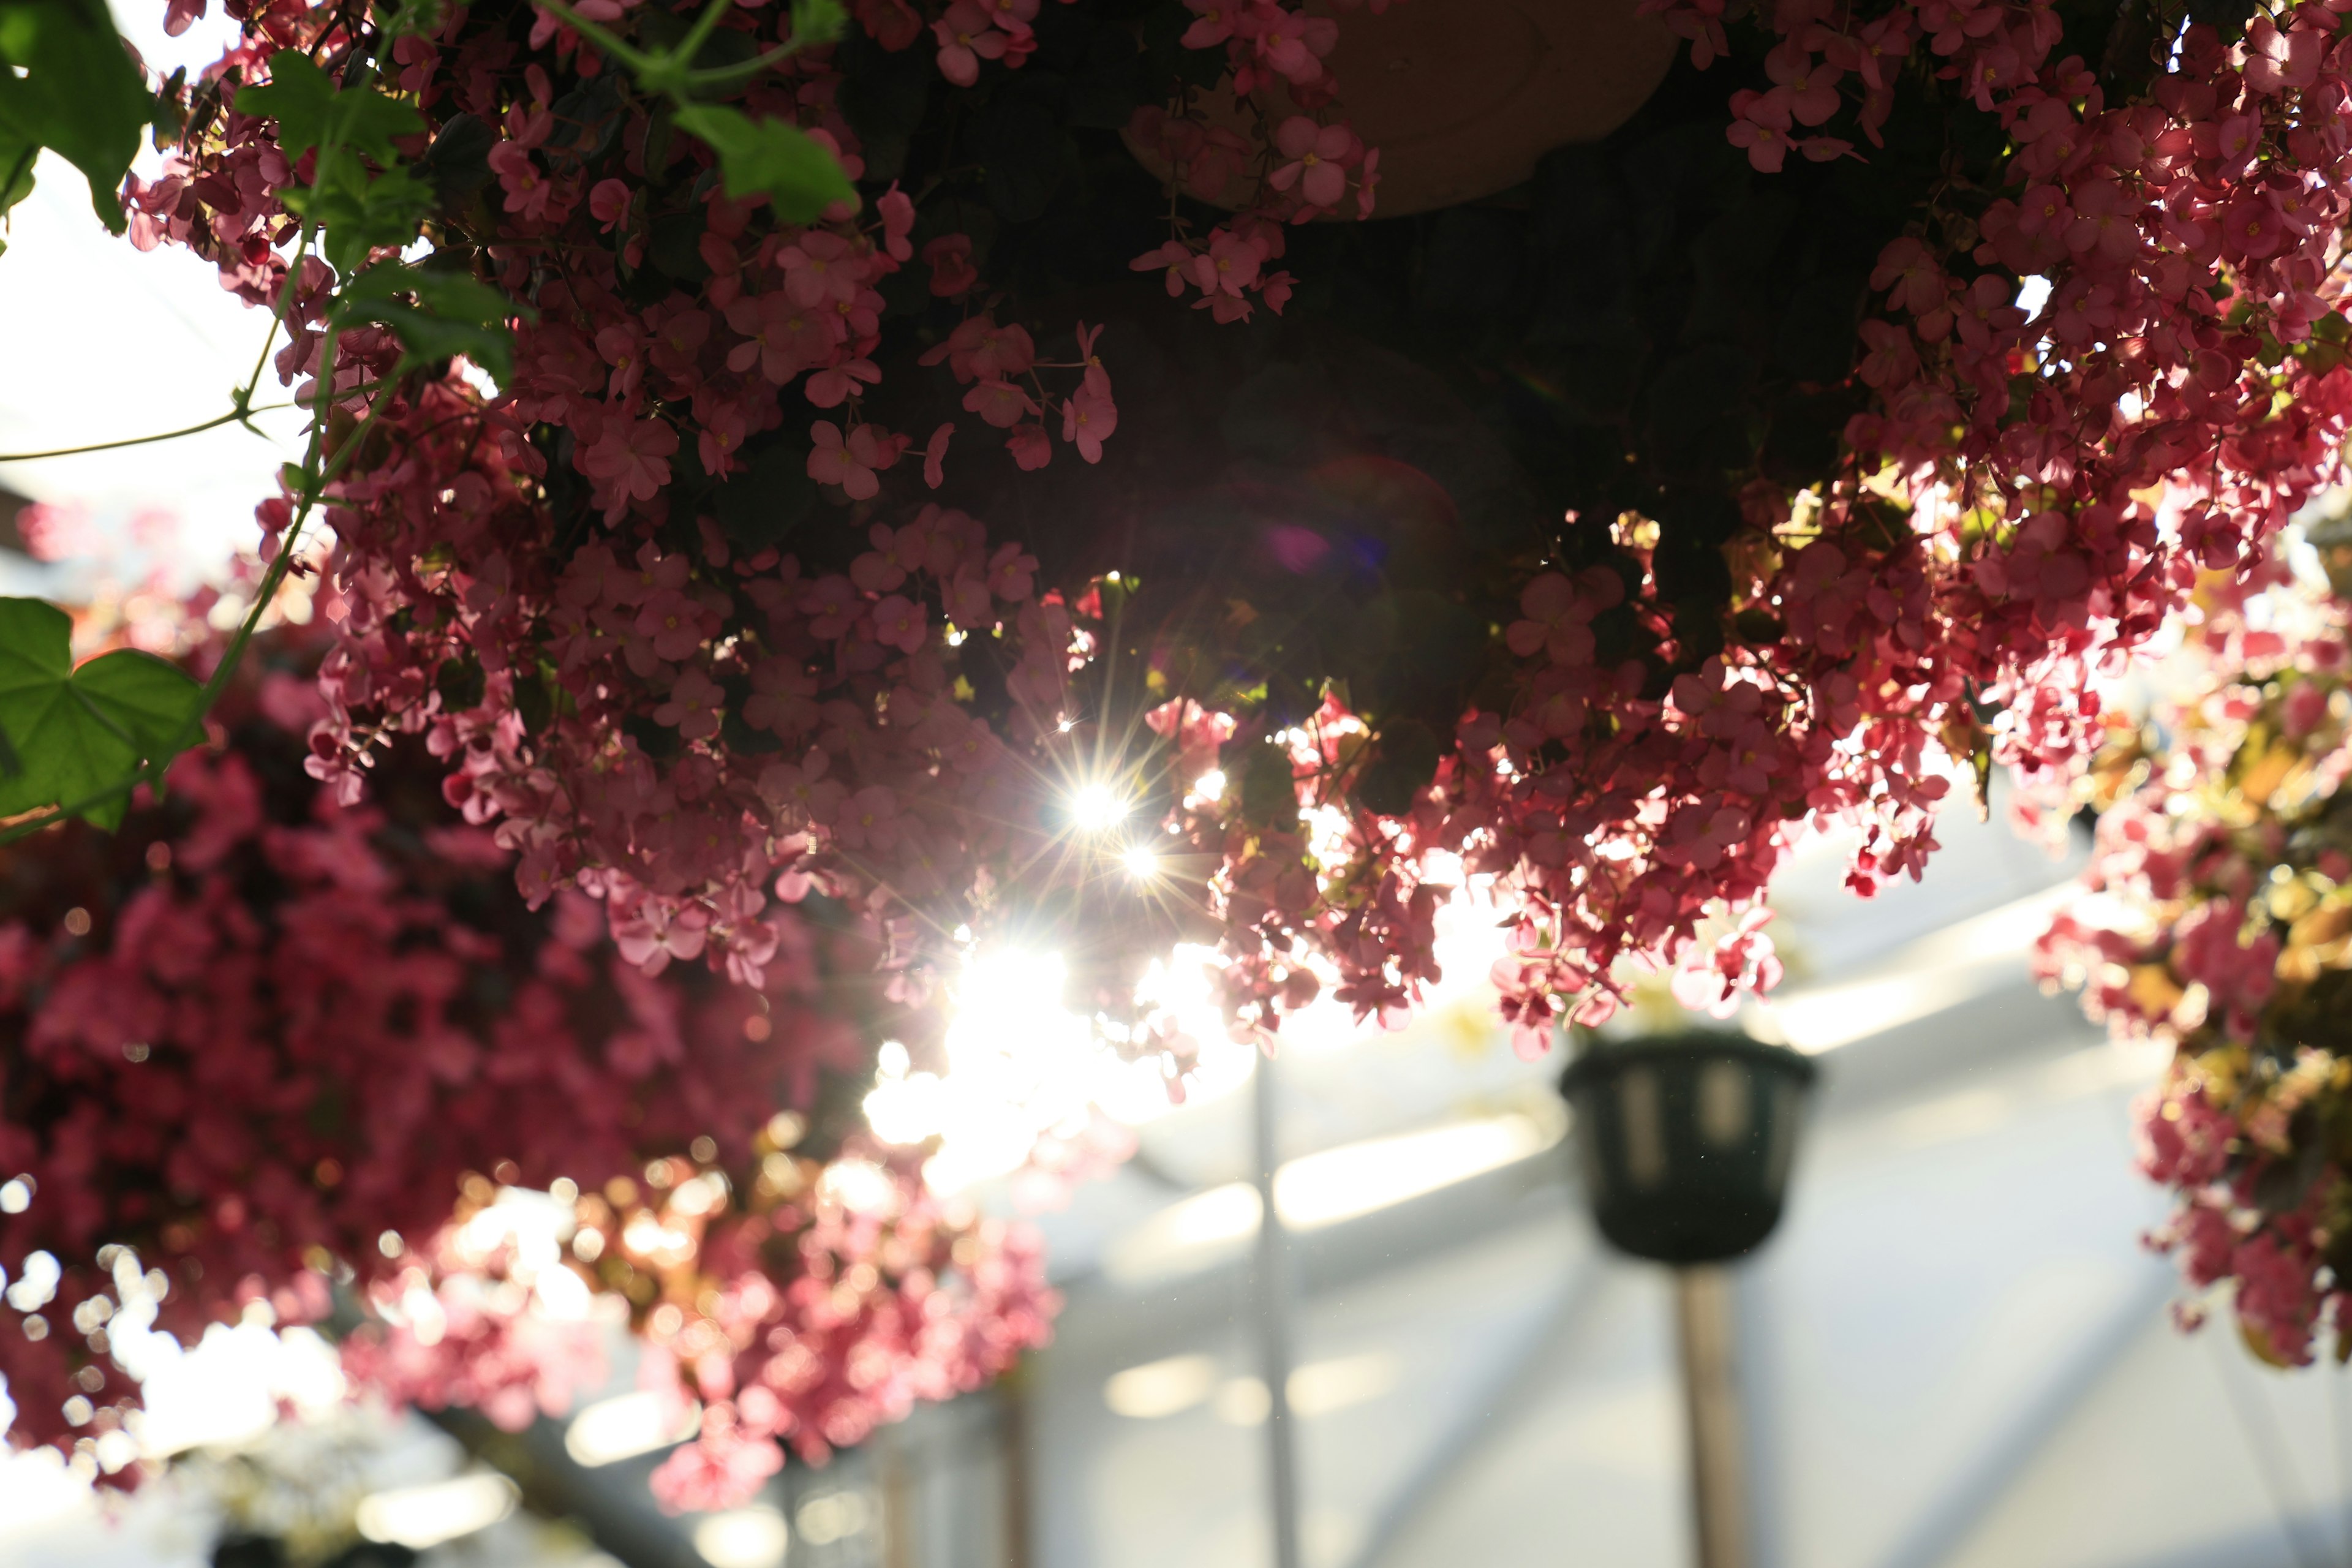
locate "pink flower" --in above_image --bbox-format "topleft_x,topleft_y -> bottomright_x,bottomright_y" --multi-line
922,234 -> 978,297
804,357 -> 881,408
1268,118 -> 1354,209
1179,0 -> 1235,48
636,590 -> 708,663
488,142 -> 554,221
922,422 -> 954,489
932,1 -> 1006,86
1763,40 -> 1842,126
777,232 -> 859,309
1249,7 -> 1338,83
1006,423 -> 1051,470
2222,194 -> 2285,260
584,418 -> 679,506
587,178 -> 631,233
964,379 -> 1038,429
758,750 -> 845,824
1505,568 -> 1619,664
653,668 -> 723,739
1727,89 -> 1794,173
799,575 -> 861,638
611,900 -> 710,974
2244,17 -> 2322,96
806,421 -> 905,500
1856,320 -> 1917,388
834,785 -> 901,850
2012,183 -> 2069,239
918,315 -> 1035,383
870,595 -> 928,655
725,292 -> 839,385
1060,382 -> 1117,463
876,185 -> 916,262
595,324 -> 646,399
1869,236 -> 1944,317
987,543 -> 1037,601
1191,228 -> 1264,298
2196,112 -> 2263,182
1131,239 -> 1193,298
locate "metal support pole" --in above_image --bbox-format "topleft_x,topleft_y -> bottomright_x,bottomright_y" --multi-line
1674,1266 -> 1749,1568
1251,1048 -> 1304,1568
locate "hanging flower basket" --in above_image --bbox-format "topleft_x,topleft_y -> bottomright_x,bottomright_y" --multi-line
1124,0 -> 1679,215
1559,1034 -> 1817,1265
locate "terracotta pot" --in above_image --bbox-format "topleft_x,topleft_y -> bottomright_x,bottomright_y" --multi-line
1124,0 -> 1680,217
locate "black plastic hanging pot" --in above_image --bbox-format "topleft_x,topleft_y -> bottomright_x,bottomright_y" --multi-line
1559,1033 -> 1818,1265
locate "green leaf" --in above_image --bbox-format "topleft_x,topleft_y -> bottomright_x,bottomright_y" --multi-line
239,53 -> 432,270
0,0 -> 151,232
0,134 -> 36,219
290,155 -> 434,273
334,260 -> 528,380
787,0 -> 846,48
0,598 -> 202,831
672,104 -> 856,223
235,51 -> 421,163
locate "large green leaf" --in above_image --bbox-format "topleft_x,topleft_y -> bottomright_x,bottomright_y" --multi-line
290,156 -> 434,273
0,0 -> 151,231
334,260 -> 529,380
238,52 -> 431,270
672,104 -> 856,223
235,51 -> 421,163
0,598 -> 202,830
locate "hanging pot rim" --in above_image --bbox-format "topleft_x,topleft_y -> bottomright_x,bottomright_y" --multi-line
1558,1030 -> 1819,1095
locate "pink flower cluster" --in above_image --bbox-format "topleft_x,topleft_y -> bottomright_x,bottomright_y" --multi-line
2035,558 -> 2352,1364
0,623 -> 1052,1497
1121,0 -> 1389,320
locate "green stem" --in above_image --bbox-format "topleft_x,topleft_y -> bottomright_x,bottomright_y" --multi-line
663,0 -> 737,86
165,326 -> 377,773
0,339 -> 397,844
680,32 -> 819,87
0,401 -> 305,463
529,0 -> 659,74
236,224 -> 319,426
